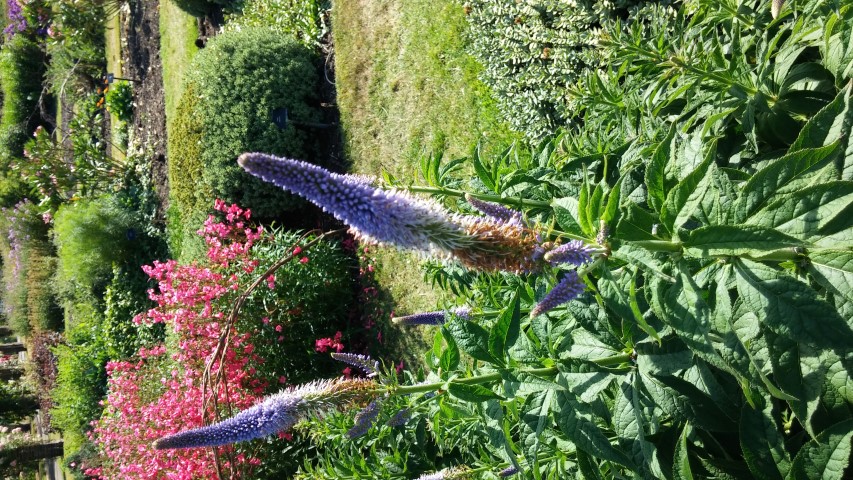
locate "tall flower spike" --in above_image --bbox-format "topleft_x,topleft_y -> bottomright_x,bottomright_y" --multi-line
392,307 -> 471,326
153,378 -> 376,449
238,153 -> 544,273
331,352 -> 380,378
347,400 -> 381,439
543,239 -> 594,266
415,467 -> 469,480
386,408 -> 411,427
464,194 -> 523,225
529,271 -> 586,319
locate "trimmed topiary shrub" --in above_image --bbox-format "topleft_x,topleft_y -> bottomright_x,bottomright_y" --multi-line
465,0 -> 676,138
0,34 -> 47,168
188,27 -> 322,219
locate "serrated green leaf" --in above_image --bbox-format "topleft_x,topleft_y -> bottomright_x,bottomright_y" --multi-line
473,146 -> 496,192
612,243 -> 674,282
521,390 -> 556,467
589,182 -> 605,231
636,337 -> 693,376
445,317 -> 497,364
661,154 -> 713,232
601,176 -> 622,224
673,423 -> 694,480
734,143 -> 841,223
578,179 -> 593,236
741,396 -> 792,480
765,331 -> 824,438
808,250 -> 853,306
734,259 -> 853,350
684,224 -> 804,257
748,182 -> 853,242
787,419 -> 853,480
489,291 -> 520,365
551,197 -> 585,235
555,368 -> 614,403
655,264 -> 731,374
616,202 -> 662,241
641,373 -> 737,432
447,382 -> 503,402
790,84 -> 853,181
645,123 -> 676,212
440,326 -> 460,373
482,399 -> 516,463
614,377 -> 663,479
555,391 -> 636,471
566,329 -> 621,361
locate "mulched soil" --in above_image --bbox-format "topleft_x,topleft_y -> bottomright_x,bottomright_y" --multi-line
122,0 -> 169,219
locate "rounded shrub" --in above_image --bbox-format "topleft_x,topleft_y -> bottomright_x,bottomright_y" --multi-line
188,27 -> 322,219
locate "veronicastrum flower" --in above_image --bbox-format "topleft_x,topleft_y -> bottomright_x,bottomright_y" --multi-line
415,467 -> 470,480
331,352 -> 380,378
542,239 -> 594,266
346,400 -> 381,439
529,271 -> 586,319
238,153 -> 544,272
153,378 -> 376,449
464,194 -> 523,226
499,465 -> 519,477
392,307 -> 471,326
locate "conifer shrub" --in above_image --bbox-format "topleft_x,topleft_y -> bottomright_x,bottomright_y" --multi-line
187,27 -> 322,219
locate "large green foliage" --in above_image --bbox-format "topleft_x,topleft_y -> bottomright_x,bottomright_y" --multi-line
294,0 -> 853,478
188,27 -> 322,219
0,35 -> 47,168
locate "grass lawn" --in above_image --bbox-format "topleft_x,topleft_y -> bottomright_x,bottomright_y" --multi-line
159,0 -> 199,127
332,0 -> 517,355
104,11 -> 124,161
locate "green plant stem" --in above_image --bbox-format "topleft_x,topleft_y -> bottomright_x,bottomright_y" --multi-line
405,185 -> 552,209
393,366 -> 558,395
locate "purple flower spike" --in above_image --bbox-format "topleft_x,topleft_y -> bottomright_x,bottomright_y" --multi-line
239,153 -> 463,253
529,271 -> 586,318
543,240 -> 594,266
238,153 -> 545,273
153,378 -> 376,449
331,352 -> 380,378
465,194 -> 523,225
386,408 -> 411,427
347,400 -> 381,439
499,465 -> 520,477
392,307 -> 471,326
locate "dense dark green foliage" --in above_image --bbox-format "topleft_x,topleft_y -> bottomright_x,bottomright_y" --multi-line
0,35 -> 47,167
188,27 -> 322,219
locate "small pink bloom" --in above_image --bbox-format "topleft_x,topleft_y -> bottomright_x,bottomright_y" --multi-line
275,324 -> 283,332
300,257 -> 309,264
293,246 -> 302,255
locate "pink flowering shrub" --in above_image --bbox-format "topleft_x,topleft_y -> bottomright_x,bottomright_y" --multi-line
90,201 -> 356,479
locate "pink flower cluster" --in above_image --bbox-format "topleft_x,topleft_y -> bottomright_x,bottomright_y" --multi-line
90,202 -> 271,479
314,331 -> 344,353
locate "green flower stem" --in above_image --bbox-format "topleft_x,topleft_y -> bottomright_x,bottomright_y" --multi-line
405,185 -> 552,210
392,367 -> 558,396
392,353 -> 631,396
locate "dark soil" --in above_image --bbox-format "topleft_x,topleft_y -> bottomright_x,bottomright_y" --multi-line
122,0 -> 168,220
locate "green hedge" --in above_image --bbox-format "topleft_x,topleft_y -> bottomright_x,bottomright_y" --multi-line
0,35 -> 47,167
466,0 -> 671,138
187,27 -> 322,219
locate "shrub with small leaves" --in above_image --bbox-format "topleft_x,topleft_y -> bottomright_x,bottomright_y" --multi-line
188,27 -> 322,219
104,80 -> 133,123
